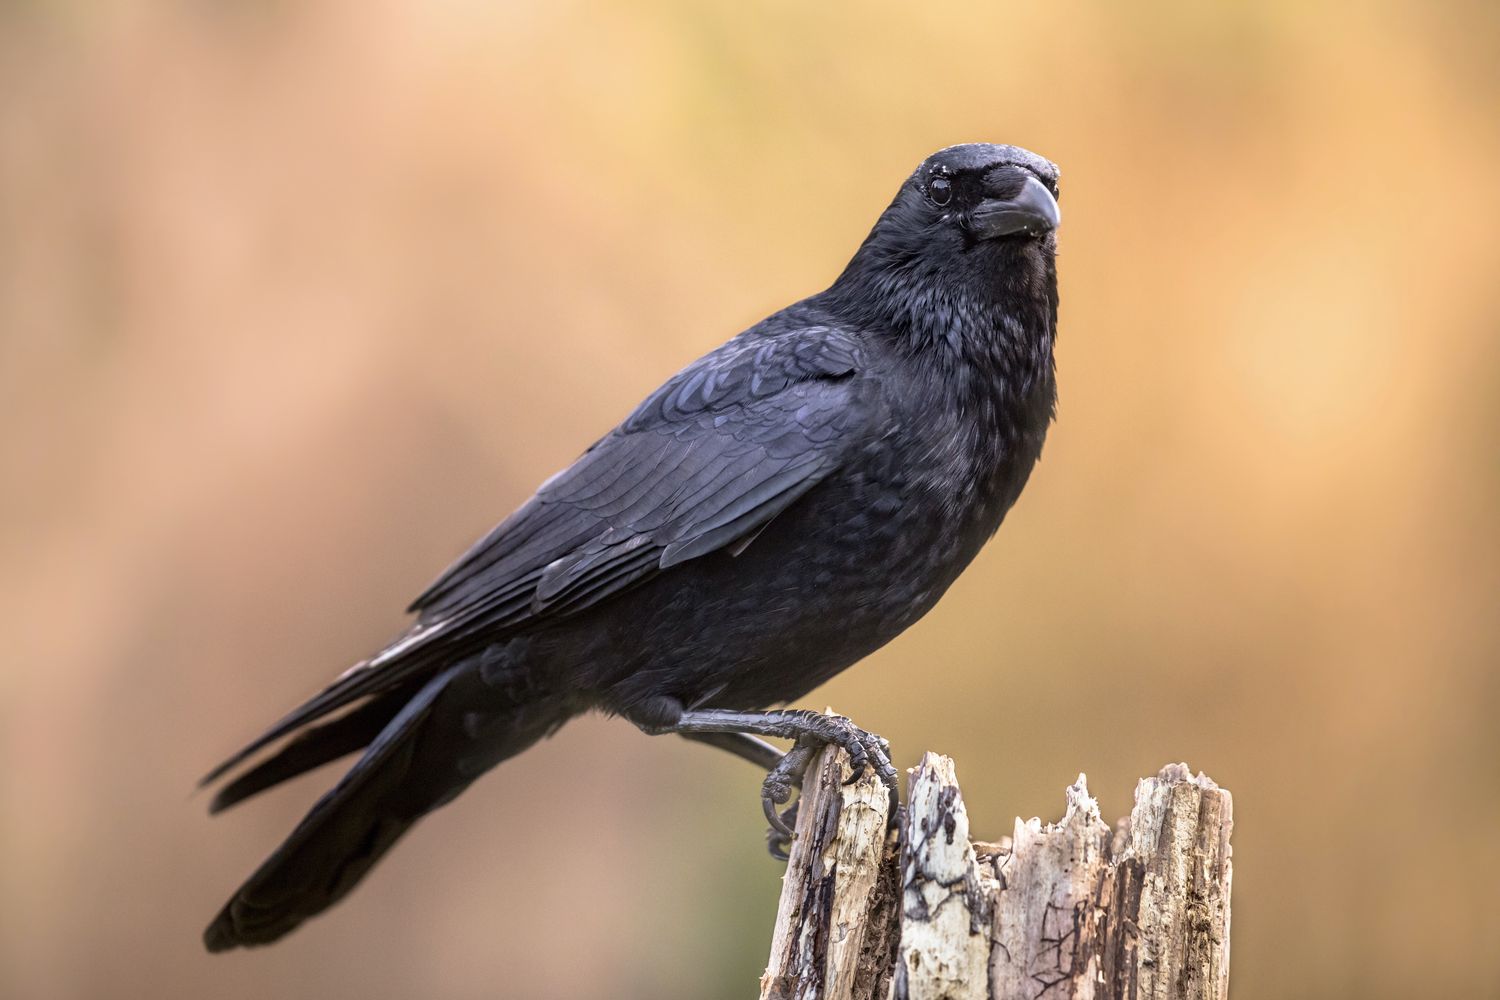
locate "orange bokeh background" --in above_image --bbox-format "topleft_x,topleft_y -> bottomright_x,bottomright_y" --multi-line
3,3 -> 1498,998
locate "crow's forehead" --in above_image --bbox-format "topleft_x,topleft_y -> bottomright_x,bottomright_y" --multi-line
919,143 -> 1058,184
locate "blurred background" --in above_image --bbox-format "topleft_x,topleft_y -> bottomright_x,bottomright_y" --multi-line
3,2 -> 1497,998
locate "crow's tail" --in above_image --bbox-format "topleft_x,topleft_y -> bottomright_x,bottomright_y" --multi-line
206,681 -> 423,814
204,667 -> 564,951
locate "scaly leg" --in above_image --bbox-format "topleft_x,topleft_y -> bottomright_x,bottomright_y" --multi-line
648,708 -> 899,856
678,731 -> 784,771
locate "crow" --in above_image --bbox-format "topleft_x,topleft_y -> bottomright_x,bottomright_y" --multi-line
202,142 -> 1061,951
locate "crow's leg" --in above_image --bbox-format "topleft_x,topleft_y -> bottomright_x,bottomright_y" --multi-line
679,731 -> 784,771
647,709 -> 899,851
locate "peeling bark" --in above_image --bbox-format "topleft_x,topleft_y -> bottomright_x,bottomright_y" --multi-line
762,752 -> 1232,1000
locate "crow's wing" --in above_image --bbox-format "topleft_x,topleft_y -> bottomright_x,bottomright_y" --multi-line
411,325 -> 863,620
203,326 -> 865,784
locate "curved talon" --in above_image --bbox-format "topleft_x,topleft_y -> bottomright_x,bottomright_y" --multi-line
761,738 -> 817,842
766,800 -> 799,860
763,791 -> 795,837
842,740 -> 870,782
848,731 -> 901,817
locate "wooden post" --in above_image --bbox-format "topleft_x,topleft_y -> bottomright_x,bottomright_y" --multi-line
760,750 -> 1233,1000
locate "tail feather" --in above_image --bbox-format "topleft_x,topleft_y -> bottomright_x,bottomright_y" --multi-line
198,622 -> 461,793
204,666 -> 564,951
204,670 -> 453,951
208,684 -> 418,814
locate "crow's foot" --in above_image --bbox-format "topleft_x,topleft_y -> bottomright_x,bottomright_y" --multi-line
655,708 -> 899,858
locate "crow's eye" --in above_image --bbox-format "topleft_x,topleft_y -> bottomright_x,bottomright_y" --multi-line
928,177 -> 952,207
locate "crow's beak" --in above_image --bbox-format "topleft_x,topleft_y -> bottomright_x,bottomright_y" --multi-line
972,174 -> 1061,239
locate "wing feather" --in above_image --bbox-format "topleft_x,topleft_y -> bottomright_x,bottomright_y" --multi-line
205,326 -> 865,785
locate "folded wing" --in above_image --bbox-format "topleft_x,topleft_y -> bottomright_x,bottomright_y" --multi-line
203,326 -> 866,786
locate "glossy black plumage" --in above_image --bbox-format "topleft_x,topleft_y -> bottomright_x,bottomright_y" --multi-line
203,143 -> 1061,951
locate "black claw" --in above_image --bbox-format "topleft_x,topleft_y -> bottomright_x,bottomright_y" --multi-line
851,730 -> 901,817
763,792 -> 795,837
766,800 -> 799,859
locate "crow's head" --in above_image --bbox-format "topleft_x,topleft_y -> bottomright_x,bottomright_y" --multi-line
875,143 -> 1060,256
832,144 -> 1060,348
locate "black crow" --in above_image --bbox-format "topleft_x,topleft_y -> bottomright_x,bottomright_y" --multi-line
202,142 -> 1061,951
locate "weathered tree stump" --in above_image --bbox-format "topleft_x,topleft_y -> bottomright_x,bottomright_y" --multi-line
761,748 -> 1232,1000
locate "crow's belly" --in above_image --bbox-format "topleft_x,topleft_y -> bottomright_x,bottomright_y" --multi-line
545,476 -> 1001,714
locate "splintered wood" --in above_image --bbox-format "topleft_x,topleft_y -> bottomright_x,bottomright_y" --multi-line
760,752 -> 1232,1000
761,744 -> 901,1000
